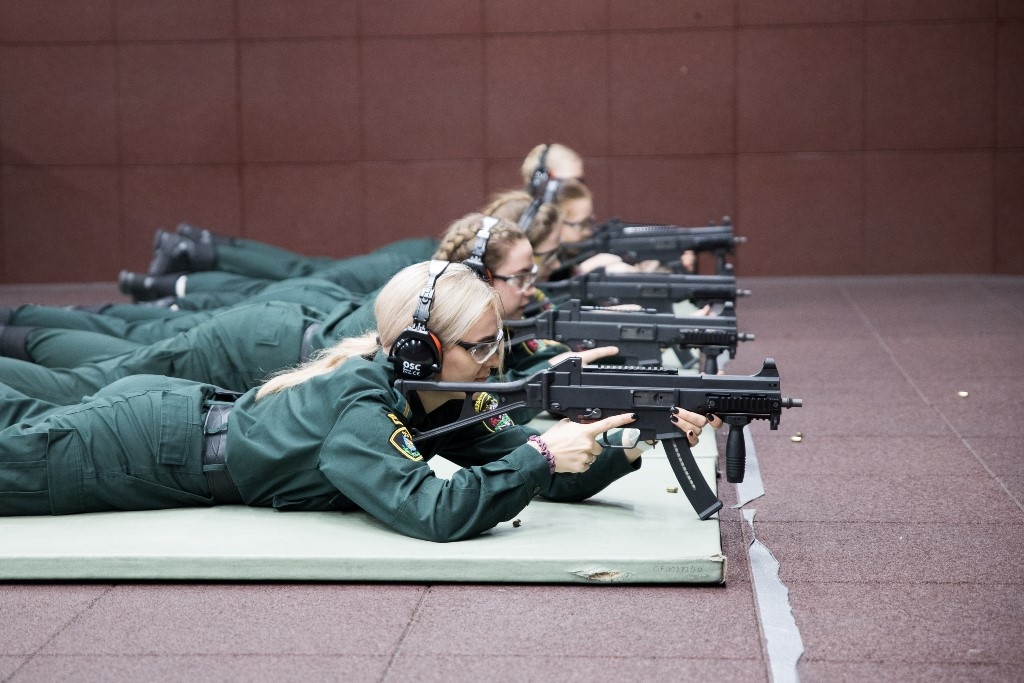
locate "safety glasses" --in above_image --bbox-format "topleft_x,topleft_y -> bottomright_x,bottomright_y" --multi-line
533,247 -> 560,267
561,215 -> 596,232
454,328 -> 504,364
491,263 -> 539,291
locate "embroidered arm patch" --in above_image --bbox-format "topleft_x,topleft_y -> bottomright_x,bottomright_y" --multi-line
385,412 -> 422,460
389,425 -> 423,461
473,392 -> 514,432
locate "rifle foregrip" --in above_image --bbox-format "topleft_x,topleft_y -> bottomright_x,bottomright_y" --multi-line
725,426 -> 746,483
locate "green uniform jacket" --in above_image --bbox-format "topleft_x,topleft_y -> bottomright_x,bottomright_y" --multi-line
0,355 -> 640,543
226,351 -> 639,542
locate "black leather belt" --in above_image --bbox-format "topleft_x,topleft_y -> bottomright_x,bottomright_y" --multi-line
300,323 -> 321,362
202,402 -> 243,504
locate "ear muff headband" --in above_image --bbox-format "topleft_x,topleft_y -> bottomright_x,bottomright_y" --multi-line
462,216 -> 499,282
519,178 -> 561,230
528,144 -> 551,199
388,260 -> 450,380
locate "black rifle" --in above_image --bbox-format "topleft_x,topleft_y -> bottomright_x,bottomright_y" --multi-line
506,299 -> 754,373
562,217 -> 746,275
395,358 -> 802,520
539,271 -> 751,314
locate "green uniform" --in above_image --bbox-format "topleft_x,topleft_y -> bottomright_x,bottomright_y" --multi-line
180,239 -> 439,307
209,236 -> 439,282
0,301 -> 323,403
0,300 -> 558,408
0,353 -> 639,542
8,279 -> 369,368
2,285 -> 568,407
8,277 -> 362,349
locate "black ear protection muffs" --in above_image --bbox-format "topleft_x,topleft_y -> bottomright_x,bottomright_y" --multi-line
461,216 -> 500,283
388,260 -> 450,380
527,144 -> 551,199
518,176 -> 561,231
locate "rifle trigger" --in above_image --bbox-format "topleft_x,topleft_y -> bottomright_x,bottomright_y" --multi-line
582,408 -> 603,420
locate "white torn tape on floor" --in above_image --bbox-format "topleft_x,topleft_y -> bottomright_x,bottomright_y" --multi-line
743,509 -> 803,683
732,425 -> 764,507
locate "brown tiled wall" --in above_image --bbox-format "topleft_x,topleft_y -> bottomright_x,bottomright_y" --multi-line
1,0 -> 1021,283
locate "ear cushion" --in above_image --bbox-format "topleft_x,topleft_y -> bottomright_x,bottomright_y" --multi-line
463,258 -> 492,283
389,328 -> 443,380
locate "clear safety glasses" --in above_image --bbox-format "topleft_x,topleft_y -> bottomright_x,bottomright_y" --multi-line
491,263 -> 539,291
454,328 -> 504,364
532,247 -> 560,267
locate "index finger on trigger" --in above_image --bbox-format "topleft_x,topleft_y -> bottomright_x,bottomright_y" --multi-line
585,411 -> 637,434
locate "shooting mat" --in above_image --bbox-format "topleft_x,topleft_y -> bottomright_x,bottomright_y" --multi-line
0,429 -> 724,584
0,325 -> 727,584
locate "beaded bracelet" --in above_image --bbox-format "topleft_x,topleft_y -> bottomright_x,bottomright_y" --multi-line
528,435 -> 555,473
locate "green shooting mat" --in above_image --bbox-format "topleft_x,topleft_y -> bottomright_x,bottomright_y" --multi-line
0,432 -> 723,584
0,340 -> 726,584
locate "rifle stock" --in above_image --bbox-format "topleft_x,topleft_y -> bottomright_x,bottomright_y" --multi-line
395,357 -> 802,520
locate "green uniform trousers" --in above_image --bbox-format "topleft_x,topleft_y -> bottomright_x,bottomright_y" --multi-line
212,236 -> 439,282
10,277 -> 359,348
0,375 -> 217,516
0,302 -> 321,404
17,295 -> 362,370
183,239 -> 438,305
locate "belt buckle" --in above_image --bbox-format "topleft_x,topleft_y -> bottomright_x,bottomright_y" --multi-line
203,402 -> 231,436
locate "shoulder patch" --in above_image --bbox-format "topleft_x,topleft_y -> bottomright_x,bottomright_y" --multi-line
389,425 -> 423,461
519,338 -> 559,355
473,391 -> 514,433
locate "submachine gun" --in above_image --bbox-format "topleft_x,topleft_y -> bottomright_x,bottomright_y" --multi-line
505,299 -> 754,374
538,271 -> 751,314
395,357 -> 802,520
561,217 -> 746,275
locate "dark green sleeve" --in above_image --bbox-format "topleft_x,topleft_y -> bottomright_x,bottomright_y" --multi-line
439,417 -> 642,506
316,394 -> 551,542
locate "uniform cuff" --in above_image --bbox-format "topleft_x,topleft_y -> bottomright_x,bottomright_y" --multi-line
506,442 -> 553,497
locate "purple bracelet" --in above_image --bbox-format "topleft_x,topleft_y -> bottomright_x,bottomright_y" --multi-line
528,435 -> 555,473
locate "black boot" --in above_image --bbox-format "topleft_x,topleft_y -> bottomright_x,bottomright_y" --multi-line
0,325 -> 37,362
176,222 -> 236,246
119,271 -> 180,302
147,230 -> 218,276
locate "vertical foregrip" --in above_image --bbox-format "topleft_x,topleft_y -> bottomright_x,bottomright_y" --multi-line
703,352 -> 719,374
725,426 -> 746,483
